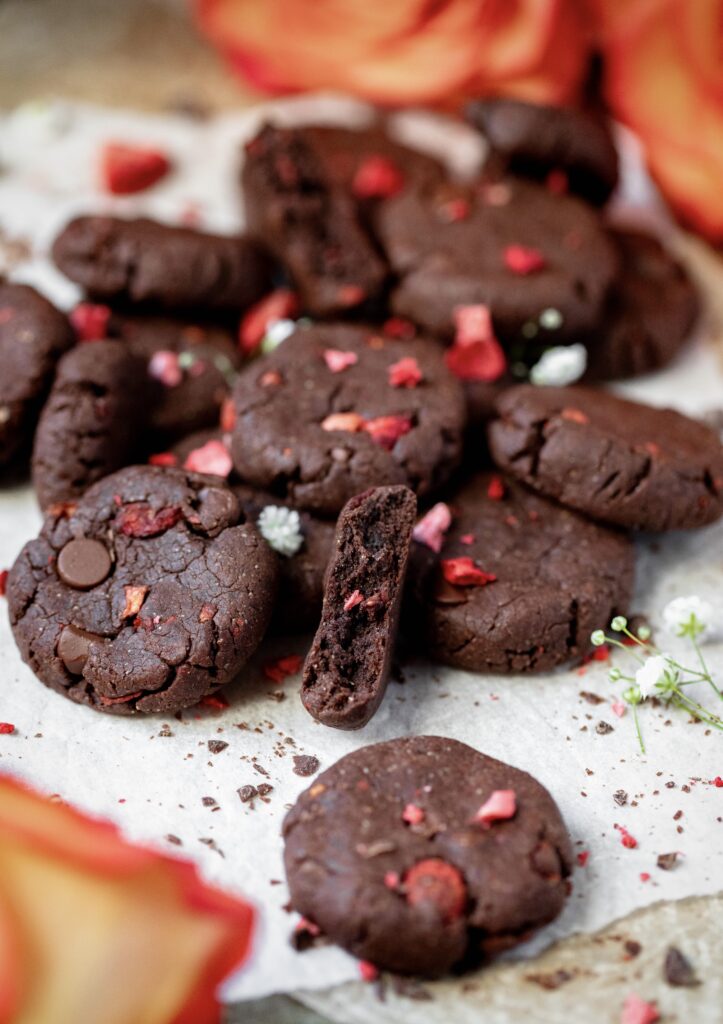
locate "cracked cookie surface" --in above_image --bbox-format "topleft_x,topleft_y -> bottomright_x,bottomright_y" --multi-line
0,281 -> 73,472
405,472 -> 634,672
283,735 -> 572,976
7,465 -> 277,714
230,322 -> 467,515
488,385 -> 723,531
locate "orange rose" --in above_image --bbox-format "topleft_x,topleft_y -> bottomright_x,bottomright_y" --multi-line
196,0 -> 589,106
594,0 -> 723,242
0,774 -> 254,1024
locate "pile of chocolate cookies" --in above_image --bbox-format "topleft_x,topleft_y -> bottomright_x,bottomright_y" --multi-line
3,98 -> 722,977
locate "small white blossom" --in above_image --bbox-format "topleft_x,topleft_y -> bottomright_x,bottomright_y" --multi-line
261,319 -> 296,353
529,343 -> 587,387
635,654 -> 670,699
662,595 -> 716,641
257,505 -> 304,557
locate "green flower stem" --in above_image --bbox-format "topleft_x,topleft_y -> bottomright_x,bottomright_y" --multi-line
632,703 -> 645,754
691,636 -> 722,700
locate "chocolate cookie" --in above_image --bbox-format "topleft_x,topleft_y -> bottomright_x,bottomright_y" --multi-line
376,176 -> 619,343
31,339 -> 149,510
584,229 -> 699,381
466,98 -> 619,206
7,465 -> 278,714
241,124 -> 387,317
109,313 -> 241,439
283,735 -> 572,976
302,485 -> 416,729
52,216 -> 271,314
230,322 -> 467,516
406,472 -> 634,672
0,282 -> 73,472
489,385 -> 723,531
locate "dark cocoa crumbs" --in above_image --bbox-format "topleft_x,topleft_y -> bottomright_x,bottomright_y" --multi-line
623,940 -> 642,959
673,810 -> 683,821
596,721 -> 614,735
664,947 -> 700,987
293,754 -> 321,777
165,834 -> 182,845
257,783 -> 274,797
613,790 -> 628,806
580,691 -> 605,705
208,740 -> 228,754
656,852 -> 679,871
202,796 -> 218,808
199,837 -> 224,857
253,762 -> 270,777
238,785 -> 258,803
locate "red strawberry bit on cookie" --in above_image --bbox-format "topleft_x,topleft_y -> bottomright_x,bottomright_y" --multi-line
239,289 -> 299,355
321,412 -> 365,434
474,789 -> 516,825
343,590 -> 364,612
487,476 -> 505,501
382,316 -> 416,340
446,305 -> 506,383
263,654 -> 302,683
546,169 -> 568,195
323,349 -> 358,374
388,356 -> 423,389
122,585 -> 149,620
148,350 -> 182,388
100,142 -> 171,195
0,570 -> 7,597
620,993 -> 660,1024
116,503 -> 183,538
363,415 -> 412,450
615,824 -> 638,849
438,197 -> 470,222
70,302 -> 111,342
402,803 -> 425,826
148,452 -> 178,468
0,723 -> 15,735
358,960 -> 380,982
504,244 -> 546,275
413,503 -> 452,554
220,397 -> 236,433
183,439 -> 232,478
352,155 -> 404,199
336,284 -> 367,307
199,693 -> 229,710
384,870 -> 400,890
441,558 -> 496,587
404,859 -> 467,923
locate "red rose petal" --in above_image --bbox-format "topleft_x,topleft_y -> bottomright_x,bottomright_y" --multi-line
70,303 -> 111,342
404,858 -> 467,923
504,244 -> 546,274
474,789 -> 516,825
100,143 -> 171,195
238,289 -> 299,354
183,439 -> 232,478
441,557 -> 496,587
262,654 -> 302,684
352,155 -> 404,199
388,356 -> 423,389
412,503 -> 452,554
363,415 -> 412,450
323,349 -> 358,374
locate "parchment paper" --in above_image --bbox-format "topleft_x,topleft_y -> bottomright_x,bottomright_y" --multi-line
0,97 -> 721,1003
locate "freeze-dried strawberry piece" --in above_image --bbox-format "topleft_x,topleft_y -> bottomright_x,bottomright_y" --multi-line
323,349 -> 358,373
263,654 -> 302,683
412,503 -> 452,553
238,289 -> 299,354
441,558 -> 496,587
148,350 -> 182,388
122,585 -> 149,620
404,858 -> 467,923
445,304 -> 507,383
70,303 -> 111,342
504,244 -> 546,274
148,453 -> 178,468
183,439 -> 232,478
352,155 -> 405,199
363,415 -> 412,450
100,143 -> 171,195
116,503 -> 183,538
388,356 -> 423,388
474,789 -> 516,824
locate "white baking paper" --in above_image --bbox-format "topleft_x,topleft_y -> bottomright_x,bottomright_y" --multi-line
0,97 -> 721,1004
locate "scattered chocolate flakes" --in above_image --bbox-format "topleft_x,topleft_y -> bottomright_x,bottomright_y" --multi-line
656,852 -> 679,871
202,796 -> 218,808
596,721 -> 614,735
624,940 -> 642,959
580,691 -> 605,705
664,946 -> 700,987
673,810 -> 683,821
252,761 -> 270,777
613,790 -> 628,806
165,834 -> 182,846
208,740 -> 228,754
526,969 -> 573,990
293,754 -> 320,777
257,783 -> 274,797
158,724 -> 174,737
238,785 -> 258,803
199,837 -> 224,858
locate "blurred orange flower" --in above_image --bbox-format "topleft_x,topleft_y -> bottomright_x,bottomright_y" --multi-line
0,774 -> 254,1024
196,0 -> 589,107
595,0 -> 723,242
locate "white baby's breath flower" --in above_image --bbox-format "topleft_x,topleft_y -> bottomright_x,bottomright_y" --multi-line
635,654 -> 670,699
529,343 -> 587,387
261,319 -> 296,353
257,505 -> 304,557
662,595 -> 716,642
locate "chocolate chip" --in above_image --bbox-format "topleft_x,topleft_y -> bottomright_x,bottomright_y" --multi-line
57,538 -> 111,589
238,785 -> 258,803
208,740 -> 228,754
664,947 -> 700,987
656,852 -> 679,871
293,754 -> 320,777
57,624 -> 101,675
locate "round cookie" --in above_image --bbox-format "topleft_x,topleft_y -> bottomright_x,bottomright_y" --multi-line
0,281 -> 73,472
230,322 -> 467,516
7,465 -> 278,714
32,339 -> 149,510
584,229 -> 699,381
376,176 -> 619,344
488,385 -> 723,531
406,472 -> 634,672
52,216 -> 271,314
283,735 -> 572,976
109,313 -> 241,439
466,98 -> 619,206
